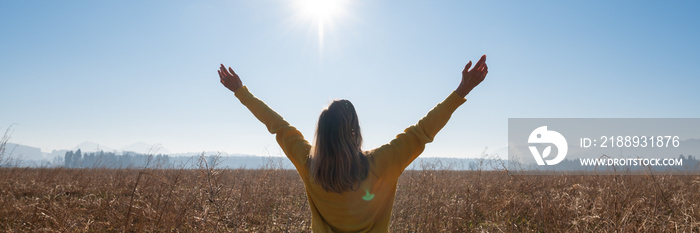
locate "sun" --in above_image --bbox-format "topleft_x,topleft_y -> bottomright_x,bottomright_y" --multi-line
294,0 -> 348,51
298,0 -> 344,22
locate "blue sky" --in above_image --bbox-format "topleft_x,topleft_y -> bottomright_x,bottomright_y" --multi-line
1,1 -> 699,158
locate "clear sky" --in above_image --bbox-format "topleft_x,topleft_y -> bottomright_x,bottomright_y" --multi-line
1,1 -> 699,158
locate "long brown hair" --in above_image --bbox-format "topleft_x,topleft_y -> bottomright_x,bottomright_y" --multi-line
308,99 -> 369,193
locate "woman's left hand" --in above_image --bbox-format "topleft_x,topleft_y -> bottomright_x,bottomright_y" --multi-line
218,64 -> 243,93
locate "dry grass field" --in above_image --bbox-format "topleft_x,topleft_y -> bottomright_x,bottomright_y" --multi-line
1,163 -> 700,232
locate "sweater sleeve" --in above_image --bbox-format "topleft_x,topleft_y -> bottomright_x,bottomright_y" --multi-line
234,86 -> 311,173
371,92 -> 466,174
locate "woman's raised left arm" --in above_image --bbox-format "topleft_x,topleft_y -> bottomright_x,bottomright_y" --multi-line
218,64 -> 311,172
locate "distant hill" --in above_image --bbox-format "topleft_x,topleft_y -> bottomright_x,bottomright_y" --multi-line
5,143 -> 44,161
2,143 -> 62,167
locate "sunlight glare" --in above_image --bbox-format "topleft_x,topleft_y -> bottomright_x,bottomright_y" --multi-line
295,0 -> 348,52
299,0 -> 342,22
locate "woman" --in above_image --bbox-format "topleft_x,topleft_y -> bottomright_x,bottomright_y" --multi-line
218,55 -> 488,232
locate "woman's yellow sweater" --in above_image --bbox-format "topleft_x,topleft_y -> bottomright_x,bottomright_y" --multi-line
235,86 -> 466,232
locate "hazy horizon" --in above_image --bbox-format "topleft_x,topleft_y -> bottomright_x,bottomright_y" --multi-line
3,140 -> 508,160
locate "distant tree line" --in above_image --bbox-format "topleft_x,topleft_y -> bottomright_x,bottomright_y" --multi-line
64,149 -> 170,168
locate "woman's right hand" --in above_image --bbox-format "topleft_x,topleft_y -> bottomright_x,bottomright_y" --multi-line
219,64 -> 243,93
455,55 -> 488,98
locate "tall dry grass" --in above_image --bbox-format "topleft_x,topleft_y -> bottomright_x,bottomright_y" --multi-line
1,162 -> 699,232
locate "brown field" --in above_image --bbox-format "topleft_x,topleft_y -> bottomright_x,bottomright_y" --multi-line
1,164 -> 699,232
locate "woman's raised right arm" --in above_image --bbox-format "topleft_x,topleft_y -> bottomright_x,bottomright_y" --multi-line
372,55 -> 488,173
